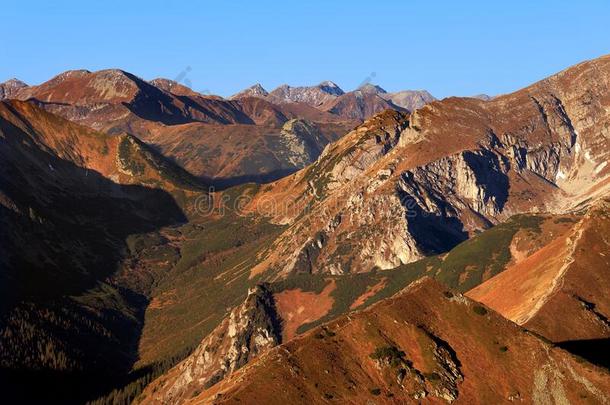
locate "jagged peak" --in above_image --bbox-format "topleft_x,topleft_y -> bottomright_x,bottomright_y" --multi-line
242,82 -> 269,95
249,83 -> 267,92
142,282 -> 281,402
230,83 -> 269,99
270,81 -> 344,94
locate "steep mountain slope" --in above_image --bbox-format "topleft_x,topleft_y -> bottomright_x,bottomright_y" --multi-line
142,118 -> 353,186
0,100 -> 205,403
137,202 -> 610,402
14,69 -> 257,131
146,278 -> 610,404
11,70 -> 362,184
10,70 -> 432,186
468,198 -> 610,345
244,54 -> 610,278
140,284 -> 282,404
0,78 -> 28,100
127,55 -> 610,404
6,55 -> 610,405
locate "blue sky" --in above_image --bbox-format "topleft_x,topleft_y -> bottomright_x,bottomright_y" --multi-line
2,0 -> 609,98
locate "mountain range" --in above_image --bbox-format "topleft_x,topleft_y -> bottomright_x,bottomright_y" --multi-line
1,55 -> 609,404
1,71 -> 438,187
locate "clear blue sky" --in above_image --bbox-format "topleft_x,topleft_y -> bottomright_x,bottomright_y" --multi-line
2,0 -> 609,98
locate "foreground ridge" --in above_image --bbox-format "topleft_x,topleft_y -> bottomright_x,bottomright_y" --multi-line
143,278 -> 609,404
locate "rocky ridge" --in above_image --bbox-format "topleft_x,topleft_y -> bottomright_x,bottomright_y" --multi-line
266,81 -> 345,106
246,54 -> 610,278
141,285 -> 282,404
164,278 -> 610,404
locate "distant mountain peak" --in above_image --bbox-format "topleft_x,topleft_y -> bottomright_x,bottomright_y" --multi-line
246,83 -> 269,95
0,78 -> 28,100
317,80 -> 344,95
2,78 -> 27,87
267,82 -> 345,106
381,89 -> 436,111
318,80 -> 338,87
230,83 -> 269,99
358,83 -> 387,94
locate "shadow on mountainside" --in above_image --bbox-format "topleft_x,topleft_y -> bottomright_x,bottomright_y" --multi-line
0,117 -> 188,403
557,338 -> 610,370
397,190 -> 469,255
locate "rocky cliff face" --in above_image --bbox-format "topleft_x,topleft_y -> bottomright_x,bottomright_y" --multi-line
141,285 -> 282,404
246,55 -> 610,278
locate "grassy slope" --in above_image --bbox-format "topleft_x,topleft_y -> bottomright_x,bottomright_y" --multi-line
267,214 -> 545,335
89,207 -> 552,404
135,184 -> 285,365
